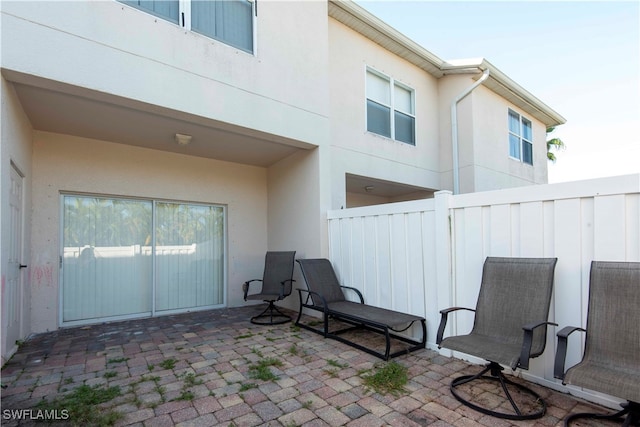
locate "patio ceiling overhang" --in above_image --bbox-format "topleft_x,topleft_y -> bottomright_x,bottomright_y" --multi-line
346,173 -> 436,199
3,70 -> 314,168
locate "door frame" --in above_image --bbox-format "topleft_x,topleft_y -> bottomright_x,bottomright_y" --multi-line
3,162 -> 26,358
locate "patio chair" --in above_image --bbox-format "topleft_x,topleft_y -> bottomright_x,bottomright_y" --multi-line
243,251 -> 296,325
436,257 -> 558,420
554,261 -> 640,426
295,258 -> 426,360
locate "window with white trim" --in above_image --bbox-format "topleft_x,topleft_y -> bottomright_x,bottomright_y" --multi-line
366,68 -> 416,145
120,0 -> 254,53
508,109 -> 533,165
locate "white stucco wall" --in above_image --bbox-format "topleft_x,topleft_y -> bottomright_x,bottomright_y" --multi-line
266,147 -> 329,311
438,75 -> 550,194
1,0 -> 329,146
328,18 -> 441,209
0,77 -> 33,362
471,86 -> 549,190
30,131 -> 269,332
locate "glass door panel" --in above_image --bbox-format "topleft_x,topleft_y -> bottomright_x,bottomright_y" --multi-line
62,196 -> 153,322
155,202 -> 225,312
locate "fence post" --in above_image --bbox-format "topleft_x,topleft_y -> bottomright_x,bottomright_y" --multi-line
433,190 -> 453,351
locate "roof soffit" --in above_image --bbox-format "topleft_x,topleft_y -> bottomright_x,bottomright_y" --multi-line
442,60 -> 566,126
329,1 -> 566,127
328,1 -> 444,77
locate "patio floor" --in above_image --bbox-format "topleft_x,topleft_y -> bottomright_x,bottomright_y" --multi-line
0,306 -> 617,427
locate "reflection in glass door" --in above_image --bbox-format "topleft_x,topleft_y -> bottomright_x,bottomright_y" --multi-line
62,195 -> 225,325
155,202 -> 225,312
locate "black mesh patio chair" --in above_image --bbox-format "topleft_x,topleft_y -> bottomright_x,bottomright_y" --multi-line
243,251 -> 296,325
436,257 -> 558,420
296,258 -> 426,360
554,261 -> 640,426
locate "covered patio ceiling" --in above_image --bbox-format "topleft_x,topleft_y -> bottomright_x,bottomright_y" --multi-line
346,173 -> 436,199
6,71 -> 314,168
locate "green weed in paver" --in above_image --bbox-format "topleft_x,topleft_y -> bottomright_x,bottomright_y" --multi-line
302,400 -> 313,409
147,364 -> 155,371
327,359 -> 348,368
288,344 -> 298,355
325,368 -> 338,378
360,361 -> 408,396
155,384 -> 166,402
248,357 -> 283,382
236,332 -> 254,339
103,371 -> 117,379
239,383 -> 257,391
182,372 -> 203,387
251,347 -> 263,357
175,390 -> 194,401
158,358 -> 177,370
107,357 -> 129,364
36,384 -> 122,426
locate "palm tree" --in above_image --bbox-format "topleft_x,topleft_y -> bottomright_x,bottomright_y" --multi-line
546,127 -> 566,162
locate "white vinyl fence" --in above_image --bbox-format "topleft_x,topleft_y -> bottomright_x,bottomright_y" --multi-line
327,173 -> 640,407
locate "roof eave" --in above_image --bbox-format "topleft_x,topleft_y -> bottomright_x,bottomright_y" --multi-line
328,0 -> 445,77
328,1 -> 567,128
443,59 -> 567,127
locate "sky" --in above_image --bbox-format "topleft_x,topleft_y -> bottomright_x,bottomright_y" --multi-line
355,0 -> 640,183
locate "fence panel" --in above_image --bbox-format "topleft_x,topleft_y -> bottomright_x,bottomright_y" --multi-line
327,174 -> 640,407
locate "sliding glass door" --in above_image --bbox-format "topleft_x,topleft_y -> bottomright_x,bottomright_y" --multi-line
61,195 -> 225,325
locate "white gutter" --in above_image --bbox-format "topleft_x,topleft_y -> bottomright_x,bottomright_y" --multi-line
451,68 -> 490,194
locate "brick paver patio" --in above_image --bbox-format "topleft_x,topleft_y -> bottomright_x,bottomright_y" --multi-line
1,306 -> 617,426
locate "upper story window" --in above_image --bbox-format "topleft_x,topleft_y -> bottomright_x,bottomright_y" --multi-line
366,68 -> 415,145
120,0 -> 254,53
508,109 -> 533,165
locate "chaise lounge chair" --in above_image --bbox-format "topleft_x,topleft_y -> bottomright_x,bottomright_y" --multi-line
296,258 -> 426,360
554,261 -> 640,426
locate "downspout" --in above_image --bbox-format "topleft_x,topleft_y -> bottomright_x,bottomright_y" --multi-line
451,68 -> 490,194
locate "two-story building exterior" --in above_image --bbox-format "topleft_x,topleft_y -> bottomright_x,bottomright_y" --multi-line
1,0 -> 565,363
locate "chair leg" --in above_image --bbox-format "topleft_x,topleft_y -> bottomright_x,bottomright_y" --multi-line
251,301 -> 291,325
565,401 -> 640,427
450,362 -> 546,420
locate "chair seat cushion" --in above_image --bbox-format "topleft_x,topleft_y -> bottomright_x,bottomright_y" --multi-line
440,333 -> 522,369
246,293 -> 281,301
327,301 -> 423,328
565,361 -> 640,403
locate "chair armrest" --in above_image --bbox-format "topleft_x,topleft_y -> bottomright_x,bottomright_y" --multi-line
296,288 -> 329,311
436,307 -> 475,346
243,279 -> 262,301
553,326 -> 586,381
519,321 -> 558,370
340,285 -> 364,303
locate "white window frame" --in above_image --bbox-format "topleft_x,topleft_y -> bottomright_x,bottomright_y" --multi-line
365,67 -> 416,145
508,109 -> 533,165
119,0 -> 256,54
